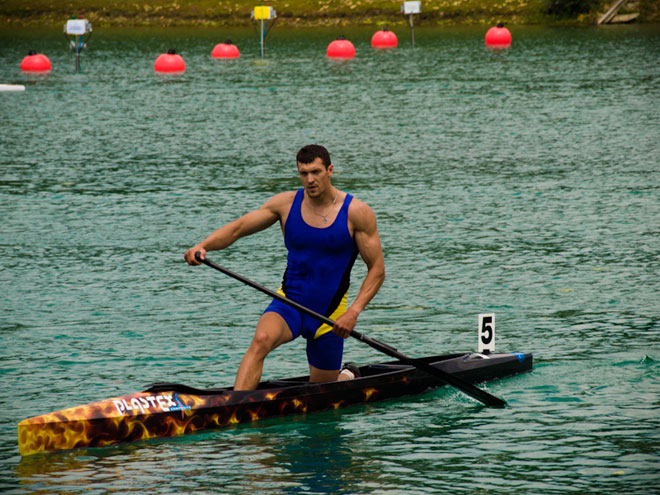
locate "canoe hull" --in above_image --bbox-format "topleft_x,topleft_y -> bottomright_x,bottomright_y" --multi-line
18,352 -> 532,456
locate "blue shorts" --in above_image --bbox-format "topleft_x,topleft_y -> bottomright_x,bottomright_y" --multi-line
264,299 -> 345,371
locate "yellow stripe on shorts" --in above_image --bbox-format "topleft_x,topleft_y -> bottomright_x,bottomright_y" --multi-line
275,287 -> 348,340
314,292 -> 348,339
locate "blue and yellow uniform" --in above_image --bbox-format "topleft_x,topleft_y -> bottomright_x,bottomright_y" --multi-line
264,188 -> 358,370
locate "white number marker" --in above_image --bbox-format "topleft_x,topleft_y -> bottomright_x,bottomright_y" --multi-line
478,314 -> 495,354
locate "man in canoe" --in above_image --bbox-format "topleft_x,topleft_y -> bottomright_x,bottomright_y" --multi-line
184,144 -> 385,391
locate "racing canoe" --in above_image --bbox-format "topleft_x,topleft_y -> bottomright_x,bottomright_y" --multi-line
18,351 -> 532,456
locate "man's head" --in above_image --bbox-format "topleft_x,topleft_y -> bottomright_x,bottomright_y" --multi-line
296,144 -> 331,169
296,145 -> 333,198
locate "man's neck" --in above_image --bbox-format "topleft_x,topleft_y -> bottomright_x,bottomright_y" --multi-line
307,187 -> 337,206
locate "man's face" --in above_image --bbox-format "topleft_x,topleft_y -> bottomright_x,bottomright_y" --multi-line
297,157 -> 333,198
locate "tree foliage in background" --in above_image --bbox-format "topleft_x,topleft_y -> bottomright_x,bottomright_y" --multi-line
544,0 -> 602,16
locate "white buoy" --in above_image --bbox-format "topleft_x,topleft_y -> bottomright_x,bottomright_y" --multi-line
0,84 -> 26,92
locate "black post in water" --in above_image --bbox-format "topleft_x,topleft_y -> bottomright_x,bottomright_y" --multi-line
409,14 -> 415,47
65,18 -> 92,73
402,1 -> 421,48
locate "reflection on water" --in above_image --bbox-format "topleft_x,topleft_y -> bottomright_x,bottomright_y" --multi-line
240,420 -> 367,495
15,412 -> 376,494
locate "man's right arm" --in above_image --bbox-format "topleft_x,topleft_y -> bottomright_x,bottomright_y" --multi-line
184,192 -> 292,265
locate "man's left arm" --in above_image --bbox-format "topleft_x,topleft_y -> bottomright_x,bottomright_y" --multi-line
333,201 -> 385,338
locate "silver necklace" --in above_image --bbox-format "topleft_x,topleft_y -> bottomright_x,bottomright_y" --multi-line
311,195 -> 337,224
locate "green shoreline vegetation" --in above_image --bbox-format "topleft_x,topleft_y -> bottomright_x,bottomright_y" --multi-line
1,0 -> 659,27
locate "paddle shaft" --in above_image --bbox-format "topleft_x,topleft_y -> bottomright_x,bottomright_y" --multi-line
196,253 -> 506,408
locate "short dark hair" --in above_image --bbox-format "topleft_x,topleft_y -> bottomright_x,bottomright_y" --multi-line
296,144 -> 331,168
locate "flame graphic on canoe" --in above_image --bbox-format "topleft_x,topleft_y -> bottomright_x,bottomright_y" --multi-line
18,353 -> 533,456
16,384 -> 385,456
18,392 -> 210,456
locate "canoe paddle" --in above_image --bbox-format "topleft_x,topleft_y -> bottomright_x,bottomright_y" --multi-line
195,252 -> 506,408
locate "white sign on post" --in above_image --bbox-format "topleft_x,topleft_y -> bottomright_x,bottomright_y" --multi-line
403,1 -> 421,14
478,314 -> 495,354
66,19 -> 91,35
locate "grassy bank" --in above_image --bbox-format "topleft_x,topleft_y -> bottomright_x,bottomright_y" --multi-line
1,0 -> 659,27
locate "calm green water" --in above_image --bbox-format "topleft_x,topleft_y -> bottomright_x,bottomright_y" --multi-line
1,24 -> 659,494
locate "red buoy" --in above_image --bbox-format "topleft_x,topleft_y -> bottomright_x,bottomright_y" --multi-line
327,36 -> 355,59
371,28 -> 398,49
485,23 -> 512,48
154,49 -> 186,73
20,51 -> 52,73
212,40 -> 240,59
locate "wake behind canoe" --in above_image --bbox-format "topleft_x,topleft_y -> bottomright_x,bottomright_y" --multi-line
18,351 -> 532,456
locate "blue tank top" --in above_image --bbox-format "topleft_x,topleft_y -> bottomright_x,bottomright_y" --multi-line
281,188 -> 359,319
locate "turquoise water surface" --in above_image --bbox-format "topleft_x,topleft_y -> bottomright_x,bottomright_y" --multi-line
1,24 -> 659,494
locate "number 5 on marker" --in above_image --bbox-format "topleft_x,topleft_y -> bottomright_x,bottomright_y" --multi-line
478,314 -> 495,354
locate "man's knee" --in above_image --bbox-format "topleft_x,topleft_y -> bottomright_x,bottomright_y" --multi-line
248,316 -> 291,357
250,329 -> 275,354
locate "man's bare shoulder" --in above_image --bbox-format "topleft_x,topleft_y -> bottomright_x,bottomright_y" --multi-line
348,196 -> 375,215
347,196 -> 378,229
262,191 -> 298,215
